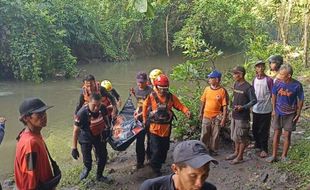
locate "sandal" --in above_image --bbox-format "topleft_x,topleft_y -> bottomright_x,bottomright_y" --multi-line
280,157 -> 289,162
265,156 -> 278,163
229,158 -> 244,165
225,154 -> 237,160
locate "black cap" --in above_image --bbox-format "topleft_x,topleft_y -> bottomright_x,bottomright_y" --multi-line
173,140 -> 218,168
136,72 -> 148,83
19,98 -> 53,117
255,60 -> 265,66
232,66 -> 246,75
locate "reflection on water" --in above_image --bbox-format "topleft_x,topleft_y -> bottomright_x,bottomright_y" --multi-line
0,53 -> 243,178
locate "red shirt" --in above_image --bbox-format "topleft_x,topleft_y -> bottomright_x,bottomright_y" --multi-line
14,131 -> 53,190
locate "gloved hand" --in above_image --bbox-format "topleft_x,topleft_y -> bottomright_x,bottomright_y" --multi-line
71,148 -> 79,160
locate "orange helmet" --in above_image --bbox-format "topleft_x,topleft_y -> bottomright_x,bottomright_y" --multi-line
154,74 -> 169,87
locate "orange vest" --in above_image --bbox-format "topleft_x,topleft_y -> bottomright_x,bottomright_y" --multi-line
89,111 -> 106,136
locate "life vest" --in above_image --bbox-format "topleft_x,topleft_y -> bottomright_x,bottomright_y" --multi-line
82,82 -> 113,116
149,92 -> 173,124
88,110 -> 106,136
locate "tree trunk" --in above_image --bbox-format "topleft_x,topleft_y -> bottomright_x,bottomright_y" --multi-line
277,0 -> 293,46
165,14 -> 170,57
303,1 -> 310,67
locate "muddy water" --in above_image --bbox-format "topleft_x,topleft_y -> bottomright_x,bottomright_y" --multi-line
0,53 -> 244,178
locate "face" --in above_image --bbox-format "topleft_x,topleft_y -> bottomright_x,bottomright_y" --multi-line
25,111 -> 47,128
157,86 -> 169,95
255,64 -> 265,75
172,163 -> 210,190
84,80 -> 96,92
88,99 -> 102,113
277,69 -> 291,83
208,77 -> 219,86
232,72 -> 243,81
270,62 -> 277,71
137,81 -> 147,89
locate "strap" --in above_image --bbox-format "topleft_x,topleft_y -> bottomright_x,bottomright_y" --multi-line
44,143 -> 56,164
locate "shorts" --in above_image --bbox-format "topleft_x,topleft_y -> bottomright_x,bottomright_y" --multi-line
230,119 -> 250,143
271,113 -> 296,132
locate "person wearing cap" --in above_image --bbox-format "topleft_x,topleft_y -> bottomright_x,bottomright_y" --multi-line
142,74 -> 191,176
14,97 -> 59,190
252,61 -> 273,158
139,140 -> 217,190
101,80 -> 122,108
130,71 -> 153,169
266,64 -> 304,163
72,93 -> 112,182
226,66 -> 257,164
75,74 -> 118,117
266,55 -> 284,78
199,70 -> 228,156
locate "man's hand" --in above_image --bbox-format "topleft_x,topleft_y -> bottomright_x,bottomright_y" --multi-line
293,113 -> 300,123
220,118 -> 226,127
233,105 -> 243,112
271,110 -> 276,120
71,148 -> 79,160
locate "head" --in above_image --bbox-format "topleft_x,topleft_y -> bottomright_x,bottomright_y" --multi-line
83,74 -> 96,92
88,93 -> 102,113
172,140 -> 218,190
268,55 -> 283,71
276,64 -> 293,83
136,72 -> 148,89
19,98 -> 53,129
149,69 -> 163,86
254,60 -> 266,75
154,74 -> 169,96
232,66 -> 246,81
207,70 -> 222,86
101,80 -> 112,92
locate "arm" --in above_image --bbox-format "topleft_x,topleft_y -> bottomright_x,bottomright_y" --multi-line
293,83 -> 305,122
72,125 -> 80,149
142,96 -> 151,124
241,86 -> 257,110
271,94 -> 276,118
221,105 -> 228,127
75,94 -> 85,115
172,95 -> 190,118
199,101 -> 205,121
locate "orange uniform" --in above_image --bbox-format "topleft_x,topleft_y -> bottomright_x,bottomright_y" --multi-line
200,86 -> 228,118
14,131 -> 53,190
142,90 -> 189,137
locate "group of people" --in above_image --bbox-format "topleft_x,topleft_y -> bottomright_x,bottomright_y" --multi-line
0,53 -> 305,190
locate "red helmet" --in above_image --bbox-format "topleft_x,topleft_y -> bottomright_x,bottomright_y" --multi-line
154,74 -> 169,87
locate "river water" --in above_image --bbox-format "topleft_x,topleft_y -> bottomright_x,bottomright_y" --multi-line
0,53 -> 244,179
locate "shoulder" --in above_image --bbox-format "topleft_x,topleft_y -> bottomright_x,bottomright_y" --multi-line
202,182 -> 217,190
139,175 -> 171,190
17,133 -> 41,152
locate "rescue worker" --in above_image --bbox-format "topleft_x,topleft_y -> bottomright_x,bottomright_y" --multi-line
130,72 -> 153,169
149,69 -> 163,88
266,55 -> 283,78
75,74 -> 117,117
199,70 -> 228,156
101,80 -> 122,108
15,98 -> 61,190
72,93 -> 112,182
142,74 -> 191,176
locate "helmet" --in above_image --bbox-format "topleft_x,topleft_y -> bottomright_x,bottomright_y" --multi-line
207,70 -> 222,79
101,80 -> 112,91
268,55 -> 283,70
149,69 -> 163,80
154,74 -> 169,87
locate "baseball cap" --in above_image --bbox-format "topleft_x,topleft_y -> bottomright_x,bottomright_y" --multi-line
254,60 -> 265,67
207,70 -> 222,78
173,140 -> 218,168
136,72 -> 148,83
19,98 -> 53,117
232,66 -> 246,75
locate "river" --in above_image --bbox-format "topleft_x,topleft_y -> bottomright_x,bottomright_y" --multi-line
0,53 -> 244,179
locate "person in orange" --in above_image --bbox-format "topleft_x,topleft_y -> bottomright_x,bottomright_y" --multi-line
15,98 -> 60,190
199,70 -> 228,156
142,74 -> 191,176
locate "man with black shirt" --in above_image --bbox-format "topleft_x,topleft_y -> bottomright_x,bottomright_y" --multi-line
139,140 -> 217,190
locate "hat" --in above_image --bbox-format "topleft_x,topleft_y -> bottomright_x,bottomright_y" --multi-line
19,98 -> 53,117
136,72 -> 148,83
173,140 -> 218,168
232,66 -> 246,75
208,70 -> 222,78
254,60 -> 265,67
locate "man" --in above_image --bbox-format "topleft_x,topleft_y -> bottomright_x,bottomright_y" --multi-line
72,93 -> 112,182
142,74 -> 191,176
130,72 -> 153,169
266,55 -> 283,79
0,116 -> 6,190
101,80 -> 122,108
149,69 -> 163,88
139,140 -> 218,190
75,74 -> 117,117
266,64 -> 304,162
15,98 -> 60,190
252,61 -> 273,158
226,66 -> 257,164
199,70 -> 228,156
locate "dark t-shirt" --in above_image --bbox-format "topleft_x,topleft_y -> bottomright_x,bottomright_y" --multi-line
74,105 -> 108,143
134,85 -> 153,109
139,174 -> 217,190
